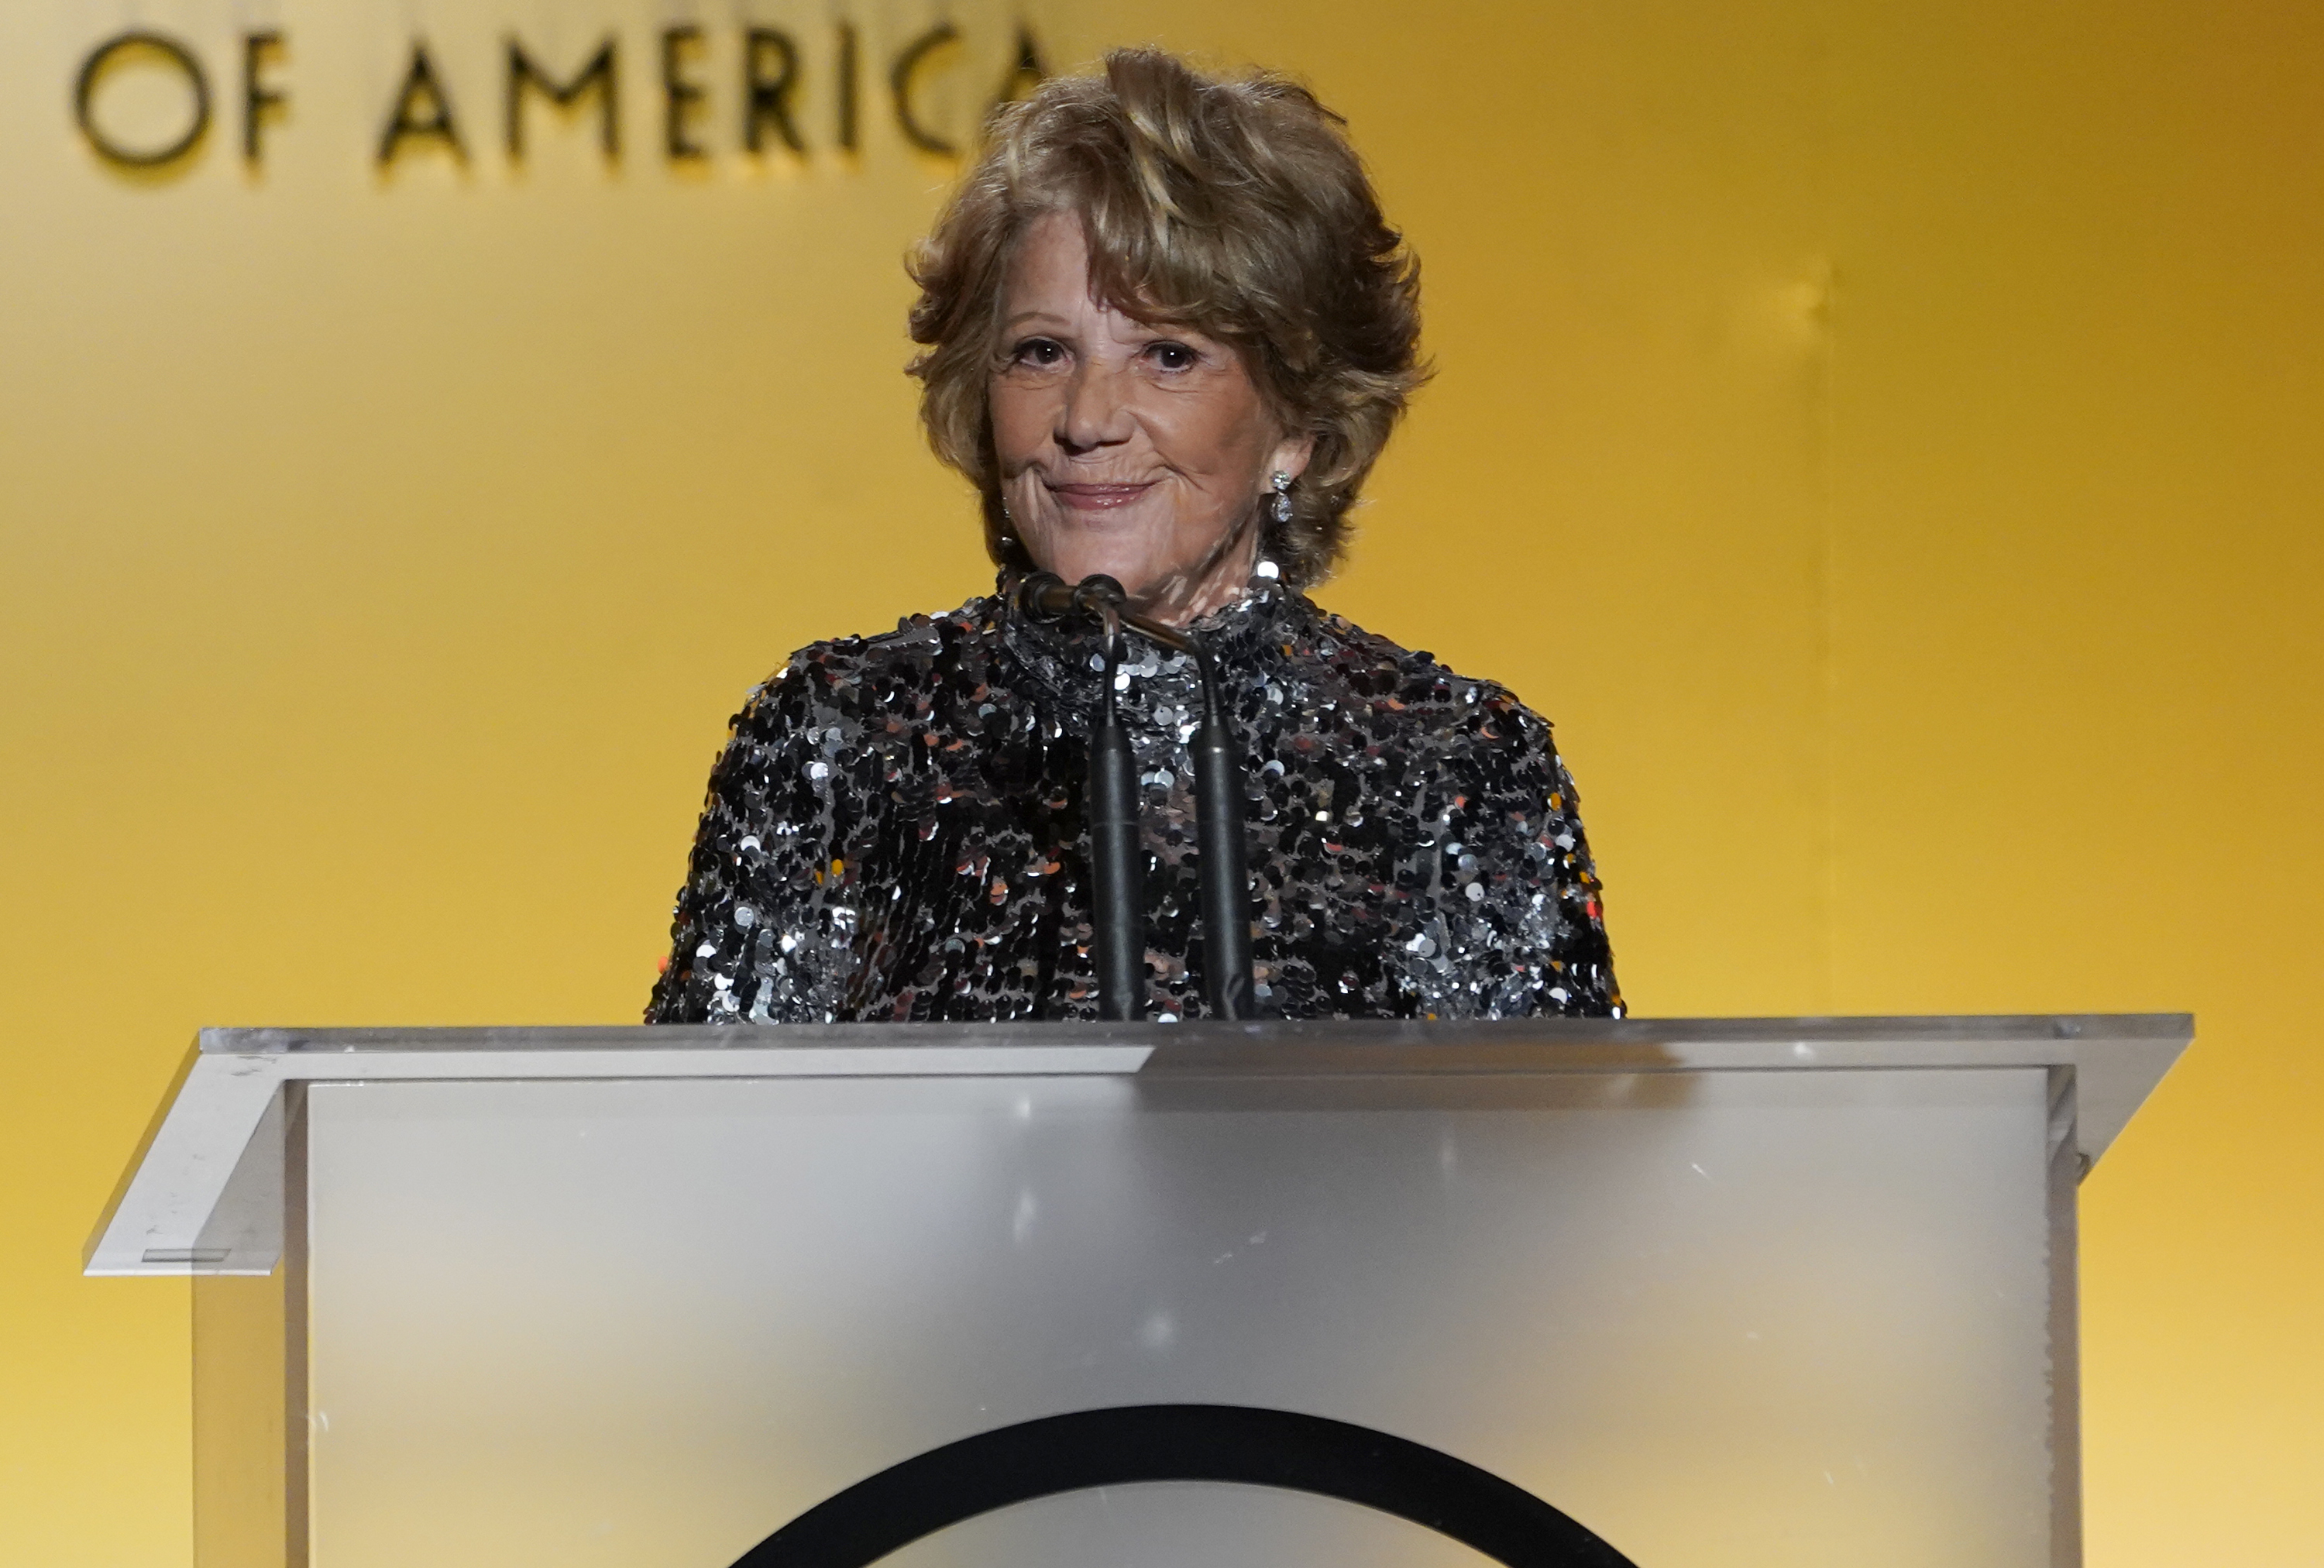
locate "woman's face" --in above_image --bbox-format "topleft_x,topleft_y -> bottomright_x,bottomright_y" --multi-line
989,211 -> 1312,624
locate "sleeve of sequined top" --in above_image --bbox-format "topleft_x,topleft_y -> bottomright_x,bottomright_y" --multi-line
1532,741 -> 1623,1015
644,658 -> 878,1023
1433,691 -> 1624,1017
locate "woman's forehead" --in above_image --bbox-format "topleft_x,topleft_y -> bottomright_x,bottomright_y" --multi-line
1002,213 -> 1221,339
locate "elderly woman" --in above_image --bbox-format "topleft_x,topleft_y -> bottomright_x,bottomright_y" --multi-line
648,49 -> 1619,1025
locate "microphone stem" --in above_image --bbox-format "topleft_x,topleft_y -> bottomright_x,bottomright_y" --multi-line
1116,612 -> 1256,1021
1191,655 -> 1256,1021
1087,622 -> 1146,1023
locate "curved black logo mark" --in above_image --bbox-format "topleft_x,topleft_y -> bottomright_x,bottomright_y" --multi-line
731,1403 -> 1638,1567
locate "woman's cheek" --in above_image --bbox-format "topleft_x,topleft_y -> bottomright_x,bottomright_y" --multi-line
987,381 -> 1044,469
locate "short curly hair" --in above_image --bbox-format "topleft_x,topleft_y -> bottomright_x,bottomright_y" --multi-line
906,48 -> 1426,590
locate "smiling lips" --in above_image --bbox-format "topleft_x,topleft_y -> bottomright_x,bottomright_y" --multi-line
1048,482 -> 1157,511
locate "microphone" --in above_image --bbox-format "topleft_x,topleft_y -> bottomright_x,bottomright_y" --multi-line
1015,573 -> 1256,1023
1189,672 -> 1257,1022
1012,572 -> 1112,624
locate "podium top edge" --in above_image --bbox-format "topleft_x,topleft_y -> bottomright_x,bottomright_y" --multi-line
197,1013 -> 2192,1056
91,1013 -> 2194,1274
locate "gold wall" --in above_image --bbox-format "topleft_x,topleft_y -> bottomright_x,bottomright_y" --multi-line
2,0 -> 2317,1561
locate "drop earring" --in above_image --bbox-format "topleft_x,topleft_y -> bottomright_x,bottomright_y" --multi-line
1268,471 -> 1294,524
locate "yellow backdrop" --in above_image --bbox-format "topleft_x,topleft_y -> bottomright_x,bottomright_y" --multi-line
2,0 -> 2316,1562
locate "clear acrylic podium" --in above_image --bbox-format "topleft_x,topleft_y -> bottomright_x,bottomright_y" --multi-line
87,1015 -> 2188,1568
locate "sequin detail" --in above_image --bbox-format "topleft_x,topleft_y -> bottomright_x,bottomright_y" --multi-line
646,576 -> 1621,1024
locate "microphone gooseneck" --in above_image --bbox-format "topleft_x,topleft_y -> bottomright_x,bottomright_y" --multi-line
1014,572 -> 1257,1022
1189,664 -> 1257,1022
1086,611 -> 1147,1022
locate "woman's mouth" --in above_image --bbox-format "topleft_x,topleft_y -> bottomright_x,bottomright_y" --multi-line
1048,482 -> 1156,512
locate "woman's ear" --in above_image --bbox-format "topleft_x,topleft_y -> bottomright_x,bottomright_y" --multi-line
1268,431 -> 1318,483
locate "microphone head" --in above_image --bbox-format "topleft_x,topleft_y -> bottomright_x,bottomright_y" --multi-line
1068,574 -> 1127,615
1012,572 -> 1129,625
1012,571 -> 1071,621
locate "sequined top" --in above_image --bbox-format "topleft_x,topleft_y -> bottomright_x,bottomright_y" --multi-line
646,573 -> 1620,1024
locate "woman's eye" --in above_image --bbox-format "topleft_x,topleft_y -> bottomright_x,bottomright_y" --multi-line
1147,341 -> 1198,371
1011,338 -> 1066,367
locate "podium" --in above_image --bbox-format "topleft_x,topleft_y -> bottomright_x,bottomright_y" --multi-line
87,1015 -> 2188,1568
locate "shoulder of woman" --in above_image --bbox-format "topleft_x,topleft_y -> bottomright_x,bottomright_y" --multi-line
1307,606 -> 1557,744
731,595 -> 1000,738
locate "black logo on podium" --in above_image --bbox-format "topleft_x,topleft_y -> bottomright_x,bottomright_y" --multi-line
732,1404 -> 1638,1567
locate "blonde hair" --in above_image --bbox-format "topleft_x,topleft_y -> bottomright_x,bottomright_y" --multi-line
906,48 -> 1426,589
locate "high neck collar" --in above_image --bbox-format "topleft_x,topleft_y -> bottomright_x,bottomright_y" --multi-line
995,566 -> 1310,713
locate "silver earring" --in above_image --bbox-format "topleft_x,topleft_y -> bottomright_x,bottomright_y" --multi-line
1268,471 -> 1294,524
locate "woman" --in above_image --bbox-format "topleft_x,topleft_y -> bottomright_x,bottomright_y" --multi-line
648,49 -> 1619,1025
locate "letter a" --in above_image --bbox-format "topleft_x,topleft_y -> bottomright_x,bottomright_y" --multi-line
378,42 -> 466,164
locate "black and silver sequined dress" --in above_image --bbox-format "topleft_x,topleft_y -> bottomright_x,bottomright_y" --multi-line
647,573 -> 1620,1023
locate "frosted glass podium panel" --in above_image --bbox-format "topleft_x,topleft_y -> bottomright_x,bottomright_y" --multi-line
85,1016 -> 2190,1568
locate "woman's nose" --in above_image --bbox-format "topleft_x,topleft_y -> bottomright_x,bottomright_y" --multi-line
1056,362 -> 1133,452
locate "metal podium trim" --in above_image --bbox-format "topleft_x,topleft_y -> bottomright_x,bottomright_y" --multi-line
84,1013 -> 2190,1277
